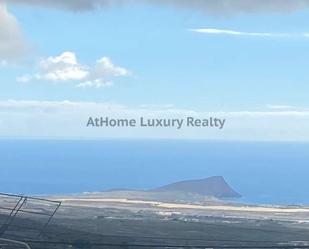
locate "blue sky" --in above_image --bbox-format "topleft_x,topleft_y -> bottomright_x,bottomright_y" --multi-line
1,1 -> 309,140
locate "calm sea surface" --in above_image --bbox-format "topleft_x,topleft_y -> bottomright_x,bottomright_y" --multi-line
0,139 -> 308,205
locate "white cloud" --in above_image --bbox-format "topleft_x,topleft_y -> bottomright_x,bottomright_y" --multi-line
267,105 -> 295,110
0,100 -> 125,112
17,52 -> 130,88
1,100 -> 309,141
266,104 -> 309,112
0,2 -> 27,62
38,52 -> 89,81
1,60 -> 8,66
16,75 -> 32,83
221,111 -> 309,117
94,57 -> 129,78
190,28 -> 307,37
76,80 -> 113,89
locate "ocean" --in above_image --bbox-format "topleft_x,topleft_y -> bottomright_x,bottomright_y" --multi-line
0,139 -> 308,205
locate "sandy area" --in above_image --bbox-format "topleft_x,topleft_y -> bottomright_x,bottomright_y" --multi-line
55,197 -> 309,214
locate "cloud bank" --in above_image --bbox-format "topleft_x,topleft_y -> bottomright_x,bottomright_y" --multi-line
1,100 -> 309,141
0,1 -> 27,63
17,51 -> 130,88
6,0 -> 309,14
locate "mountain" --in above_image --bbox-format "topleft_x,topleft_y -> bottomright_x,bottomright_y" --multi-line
151,176 -> 241,198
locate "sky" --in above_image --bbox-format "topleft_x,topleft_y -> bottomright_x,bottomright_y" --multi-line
0,0 -> 309,141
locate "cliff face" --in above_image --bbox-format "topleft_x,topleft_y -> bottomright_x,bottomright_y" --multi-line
152,176 -> 241,198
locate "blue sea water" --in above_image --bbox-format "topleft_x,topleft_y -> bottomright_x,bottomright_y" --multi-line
0,139 -> 308,205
